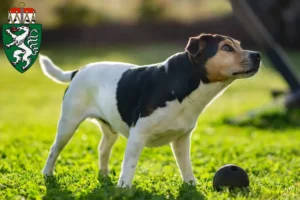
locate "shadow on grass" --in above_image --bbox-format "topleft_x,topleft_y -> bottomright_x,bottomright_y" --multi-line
224,107 -> 300,130
213,187 -> 250,199
43,176 -> 74,200
43,174 -> 206,200
228,187 -> 250,198
82,175 -> 206,200
177,184 -> 206,200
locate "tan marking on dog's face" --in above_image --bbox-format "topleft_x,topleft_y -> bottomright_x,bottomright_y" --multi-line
205,36 -> 260,82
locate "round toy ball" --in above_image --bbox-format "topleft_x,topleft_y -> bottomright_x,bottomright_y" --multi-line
213,164 -> 249,191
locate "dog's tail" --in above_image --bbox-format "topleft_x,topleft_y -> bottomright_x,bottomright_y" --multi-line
39,55 -> 78,84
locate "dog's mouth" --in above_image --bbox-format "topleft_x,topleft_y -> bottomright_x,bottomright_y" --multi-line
232,67 -> 259,76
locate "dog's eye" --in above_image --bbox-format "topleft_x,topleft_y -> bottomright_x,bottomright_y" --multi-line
221,44 -> 234,52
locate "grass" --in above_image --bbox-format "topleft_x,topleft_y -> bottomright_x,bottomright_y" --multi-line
0,44 -> 300,199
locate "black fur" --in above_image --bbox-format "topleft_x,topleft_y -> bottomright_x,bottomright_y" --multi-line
70,70 -> 78,80
189,35 -> 225,83
63,70 -> 79,98
118,53 -> 199,127
116,36 -> 224,127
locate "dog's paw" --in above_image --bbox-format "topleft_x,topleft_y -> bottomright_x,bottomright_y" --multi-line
116,180 -> 131,188
99,169 -> 109,177
184,179 -> 197,186
42,169 -> 54,177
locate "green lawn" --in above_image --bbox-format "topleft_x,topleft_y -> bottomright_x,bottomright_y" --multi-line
0,45 -> 300,200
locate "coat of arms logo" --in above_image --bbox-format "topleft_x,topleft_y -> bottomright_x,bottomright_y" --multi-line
2,2 -> 42,73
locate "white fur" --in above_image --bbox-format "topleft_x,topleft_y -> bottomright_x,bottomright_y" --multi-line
40,55 -> 231,188
39,55 -> 77,84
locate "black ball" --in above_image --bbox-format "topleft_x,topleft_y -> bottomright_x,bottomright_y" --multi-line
213,164 -> 249,191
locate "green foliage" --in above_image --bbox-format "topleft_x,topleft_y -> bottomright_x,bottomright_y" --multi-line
138,0 -> 165,23
54,1 -> 107,26
225,106 -> 300,130
0,45 -> 300,199
0,0 -> 12,24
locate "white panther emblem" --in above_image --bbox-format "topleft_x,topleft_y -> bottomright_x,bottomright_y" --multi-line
5,26 -> 39,70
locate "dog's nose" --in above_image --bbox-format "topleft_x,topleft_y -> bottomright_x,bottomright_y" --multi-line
250,52 -> 261,63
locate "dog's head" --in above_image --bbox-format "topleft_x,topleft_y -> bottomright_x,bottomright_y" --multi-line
185,33 -> 261,82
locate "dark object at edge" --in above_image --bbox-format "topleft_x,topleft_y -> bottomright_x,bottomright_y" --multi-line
213,164 -> 249,191
229,0 -> 300,109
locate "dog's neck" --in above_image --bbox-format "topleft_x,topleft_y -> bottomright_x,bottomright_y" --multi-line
165,52 -> 232,107
166,51 -> 215,83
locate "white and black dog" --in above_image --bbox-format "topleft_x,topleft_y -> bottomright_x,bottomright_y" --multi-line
40,34 -> 261,188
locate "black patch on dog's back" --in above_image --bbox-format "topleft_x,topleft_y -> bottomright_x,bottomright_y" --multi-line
116,53 -> 198,127
117,36 -> 223,127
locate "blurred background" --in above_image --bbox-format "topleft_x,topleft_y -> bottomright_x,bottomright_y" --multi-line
1,0 -> 300,122
1,2 -> 300,199
1,0 -> 300,49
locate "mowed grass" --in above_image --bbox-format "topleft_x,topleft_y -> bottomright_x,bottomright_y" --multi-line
0,44 -> 300,200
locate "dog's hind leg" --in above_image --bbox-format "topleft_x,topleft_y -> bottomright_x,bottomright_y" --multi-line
94,119 -> 118,177
42,91 -> 87,176
42,116 -> 85,176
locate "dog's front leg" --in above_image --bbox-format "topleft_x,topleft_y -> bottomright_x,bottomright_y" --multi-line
117,129 -> 146,188
171,132 -> 197,185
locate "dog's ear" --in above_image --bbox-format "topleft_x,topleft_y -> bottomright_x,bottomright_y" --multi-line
185,34 -> 210,57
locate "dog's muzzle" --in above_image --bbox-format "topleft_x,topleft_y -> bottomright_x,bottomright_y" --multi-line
249,51 -> 261,69
233,51 -> 261,76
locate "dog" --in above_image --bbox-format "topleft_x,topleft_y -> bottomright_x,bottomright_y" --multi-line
39,33 -> 261,188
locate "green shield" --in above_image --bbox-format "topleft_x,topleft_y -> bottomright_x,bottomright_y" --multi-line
2,24 -> 42,73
